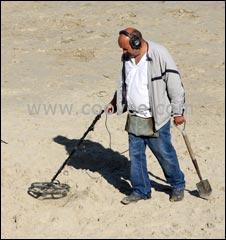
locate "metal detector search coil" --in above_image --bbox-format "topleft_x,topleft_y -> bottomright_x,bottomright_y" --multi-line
27,180 -> 70,200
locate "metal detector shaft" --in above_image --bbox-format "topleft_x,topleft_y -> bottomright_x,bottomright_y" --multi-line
51,110 -> 105,182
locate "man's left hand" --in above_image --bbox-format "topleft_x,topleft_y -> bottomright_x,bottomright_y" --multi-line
174,116 -> 186,125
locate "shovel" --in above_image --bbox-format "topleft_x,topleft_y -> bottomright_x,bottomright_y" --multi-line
176,122 -> 212,198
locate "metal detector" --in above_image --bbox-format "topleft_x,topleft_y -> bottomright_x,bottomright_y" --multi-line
27,110 -> 105,200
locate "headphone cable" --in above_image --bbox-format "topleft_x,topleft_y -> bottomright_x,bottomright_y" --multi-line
104,113 -> 128,155
104,113 -> 112,149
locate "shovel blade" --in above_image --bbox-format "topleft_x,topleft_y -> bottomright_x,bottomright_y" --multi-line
196,179 -> 212,198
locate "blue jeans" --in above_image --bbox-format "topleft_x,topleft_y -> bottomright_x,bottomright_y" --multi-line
129,120 -> 185,198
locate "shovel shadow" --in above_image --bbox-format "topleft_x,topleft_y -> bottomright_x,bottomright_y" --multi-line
53,135 -> 132,195
148,171 -> 208,200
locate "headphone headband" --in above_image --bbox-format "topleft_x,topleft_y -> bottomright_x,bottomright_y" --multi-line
119,30 -> 132,38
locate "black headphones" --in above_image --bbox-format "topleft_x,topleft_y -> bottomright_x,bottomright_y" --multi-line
119,30 -> 142,49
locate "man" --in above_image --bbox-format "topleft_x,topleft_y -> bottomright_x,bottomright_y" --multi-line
106,27 -> 186,204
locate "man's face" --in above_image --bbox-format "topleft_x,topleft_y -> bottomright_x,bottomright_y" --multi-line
118,35 -> 139,58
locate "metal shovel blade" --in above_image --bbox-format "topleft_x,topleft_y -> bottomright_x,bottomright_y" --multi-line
196,179 -> 212,198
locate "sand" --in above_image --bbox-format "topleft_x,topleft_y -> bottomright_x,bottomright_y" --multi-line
1,1 -> 225,239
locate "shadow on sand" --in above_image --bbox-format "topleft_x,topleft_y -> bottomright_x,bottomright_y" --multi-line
53,136 -> 202,199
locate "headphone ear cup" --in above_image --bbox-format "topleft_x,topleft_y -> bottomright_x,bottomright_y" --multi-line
119,30 -> 141,49
130,35 -> 141,49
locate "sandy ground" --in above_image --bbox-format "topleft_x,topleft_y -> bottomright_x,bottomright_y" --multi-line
1,1 -> 225,239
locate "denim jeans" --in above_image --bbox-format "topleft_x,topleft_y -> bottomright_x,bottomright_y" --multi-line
129,120 -> 185,198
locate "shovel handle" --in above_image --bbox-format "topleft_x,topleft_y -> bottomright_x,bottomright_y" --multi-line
176,123 -> 203,181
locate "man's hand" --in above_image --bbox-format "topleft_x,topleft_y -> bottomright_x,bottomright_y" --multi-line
105,103 -> 115,115
174,116 -> 186,125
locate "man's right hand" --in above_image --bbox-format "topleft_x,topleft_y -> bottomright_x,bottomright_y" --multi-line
105,103 -> 115,115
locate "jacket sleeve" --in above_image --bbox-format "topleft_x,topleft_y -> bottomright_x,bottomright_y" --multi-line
160,46 -> 185,116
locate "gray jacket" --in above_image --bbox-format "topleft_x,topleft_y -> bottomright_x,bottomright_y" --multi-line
116,41 -> 185,131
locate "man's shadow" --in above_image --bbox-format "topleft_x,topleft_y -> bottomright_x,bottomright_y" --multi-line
53,136 -> 174,197
53,136 -> 132,195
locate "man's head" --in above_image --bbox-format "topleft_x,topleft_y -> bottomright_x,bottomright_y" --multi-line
118,27 -> 143,58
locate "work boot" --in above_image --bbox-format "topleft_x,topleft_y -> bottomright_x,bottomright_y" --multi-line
169,188 -> 184,202
121,192 -> 151,205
